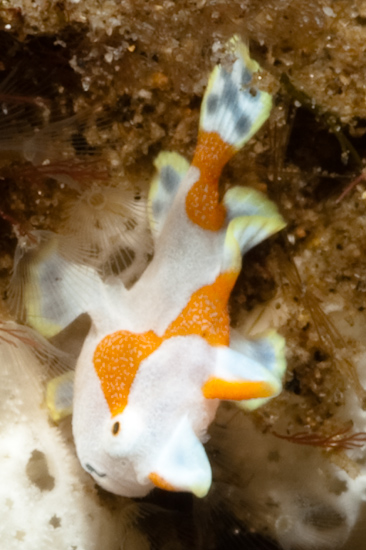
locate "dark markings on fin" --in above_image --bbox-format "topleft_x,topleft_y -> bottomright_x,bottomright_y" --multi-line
206,94 -> 219,114
235,114 -> 250,135
241,67 -> 252,85
160,165 -> 181,193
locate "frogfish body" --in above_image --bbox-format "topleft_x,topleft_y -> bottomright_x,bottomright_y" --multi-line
13,36 -> 287,498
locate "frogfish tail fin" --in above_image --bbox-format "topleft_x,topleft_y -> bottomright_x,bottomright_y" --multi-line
187,36 -> 272,231
198,35 -> 272,155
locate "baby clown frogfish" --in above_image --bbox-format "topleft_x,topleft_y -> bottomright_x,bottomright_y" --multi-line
19,36 -> 287,498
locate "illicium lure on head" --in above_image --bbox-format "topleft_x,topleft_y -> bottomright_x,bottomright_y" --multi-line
16,36 -> 287,498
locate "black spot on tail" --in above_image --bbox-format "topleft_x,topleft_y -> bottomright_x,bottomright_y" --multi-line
206,94 -> 219,114
241,67 -> 252,86
235,114 -> 250,136
223,75 -> 239,108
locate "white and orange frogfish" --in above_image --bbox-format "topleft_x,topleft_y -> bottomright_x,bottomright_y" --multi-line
13,36 -> 286,498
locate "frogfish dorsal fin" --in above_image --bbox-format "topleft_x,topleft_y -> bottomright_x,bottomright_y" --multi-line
148,151 -> 190,239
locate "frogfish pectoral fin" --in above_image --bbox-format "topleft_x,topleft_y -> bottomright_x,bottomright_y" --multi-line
202,377 -> 275,401
9,230 -> 121,338
148,417 -> 212,498
232,330 -> 287,411
202,340 -> 285,406
46,370 -> 74,422
230,329 -> 286,380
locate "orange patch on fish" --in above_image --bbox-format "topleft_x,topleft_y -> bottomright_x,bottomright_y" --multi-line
149,472 -> 178,492
94,271 -> 238,416
202,378 -> 275,401
166,271 -> 237,346
186,131 -> 234,231
93,331 -> 162,416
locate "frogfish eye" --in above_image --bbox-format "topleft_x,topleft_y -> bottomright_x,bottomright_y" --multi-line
112,421 -> 120,435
